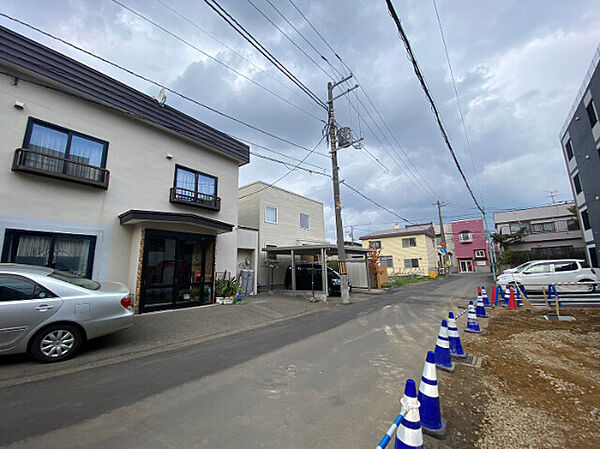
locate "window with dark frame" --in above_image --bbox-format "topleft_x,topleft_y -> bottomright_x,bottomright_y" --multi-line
20,118 -> 109,184
565,139 -> 574,160
586,99 -> 598,127
402,237 -> 417,247
404,258 -> 419,268
173,165 -> 218,208
582,209 -> 591,230
573,174 -> 582,194
1,230 -> 96,278
369,241 -> 381,249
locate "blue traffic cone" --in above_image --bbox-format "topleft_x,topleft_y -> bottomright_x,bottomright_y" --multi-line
447,312 -> 466,358
394,379 -> 423,449
418,351 -> 446,438
481,286 -> 491,307
476,295 -> 488,318
495,285 -> 505,307
434,320 -> 455,372
465,301 -> 482,333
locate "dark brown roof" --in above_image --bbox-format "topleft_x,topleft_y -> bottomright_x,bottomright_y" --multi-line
0,25 -> 249,164
119,210 -> 233,233
359,224 -> 435,240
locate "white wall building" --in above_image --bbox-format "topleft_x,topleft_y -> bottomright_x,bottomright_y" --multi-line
238,182 -> 325,289
0,26 -> 249,313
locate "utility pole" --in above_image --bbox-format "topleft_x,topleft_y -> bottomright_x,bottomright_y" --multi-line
483,210 -> 497,284
349,225 -> 355,244
437,200 -> 447,273
328,75 -> 359,304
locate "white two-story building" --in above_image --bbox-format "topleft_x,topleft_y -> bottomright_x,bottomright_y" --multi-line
238,182 -> 325,289
0,25 -> 249,313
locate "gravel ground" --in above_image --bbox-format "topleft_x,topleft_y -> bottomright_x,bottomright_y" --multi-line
436,307 -> 600,449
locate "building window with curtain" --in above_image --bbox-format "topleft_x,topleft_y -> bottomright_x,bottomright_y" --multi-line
265,205 -> 278,223
171,165 -> 219,210
17,118 -> 109,187
1,229 -> 96,278
300,213 -> 309,230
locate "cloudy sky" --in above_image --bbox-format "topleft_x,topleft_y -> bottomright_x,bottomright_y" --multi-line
2,0 -> 599,240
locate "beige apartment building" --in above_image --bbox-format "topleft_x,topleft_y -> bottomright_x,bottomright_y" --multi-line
238,182 -> 325,289
0,26 -> 249,313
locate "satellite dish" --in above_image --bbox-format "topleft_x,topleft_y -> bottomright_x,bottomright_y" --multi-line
156,88 -> 166,106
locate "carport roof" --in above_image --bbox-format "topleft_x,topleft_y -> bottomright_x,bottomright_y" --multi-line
263,244 -> 371,256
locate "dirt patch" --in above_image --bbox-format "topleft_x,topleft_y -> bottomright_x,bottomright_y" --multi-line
433,308 -> 600,449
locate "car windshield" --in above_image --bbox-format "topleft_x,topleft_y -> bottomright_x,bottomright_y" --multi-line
49,269 -> 100,290
515,263 -> 532,273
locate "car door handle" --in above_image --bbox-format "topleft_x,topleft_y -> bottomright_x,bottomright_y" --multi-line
36,305 -> 54,312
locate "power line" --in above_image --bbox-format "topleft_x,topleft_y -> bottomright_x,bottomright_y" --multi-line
244,0 -> 334,80
154,0 -> 320,115
0,13 -> 327,160
385,0 -> 484,214
239,132 -> 327,199
201,0 -> 326,109
431,0 -> 483,206
285,0 -> 440,202
111,0 -> 324,123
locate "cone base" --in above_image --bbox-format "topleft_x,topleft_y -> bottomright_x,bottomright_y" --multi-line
435,362 -> 455,373
422,418 -> 447,439
476,313 -> 489,318
450,351 -> 467,358
464,328 -> 482,333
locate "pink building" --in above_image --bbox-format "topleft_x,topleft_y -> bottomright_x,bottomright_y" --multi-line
451,218 -> 489,273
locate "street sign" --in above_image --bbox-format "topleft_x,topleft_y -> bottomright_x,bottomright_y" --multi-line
440,247 -> 447,254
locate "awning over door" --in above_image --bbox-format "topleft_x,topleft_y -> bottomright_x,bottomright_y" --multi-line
118,210 -> 233,234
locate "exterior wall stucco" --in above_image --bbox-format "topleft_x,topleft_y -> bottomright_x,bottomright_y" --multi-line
361,233 -> 437,275
0,70 -> 240,301
238,182 -> 325,287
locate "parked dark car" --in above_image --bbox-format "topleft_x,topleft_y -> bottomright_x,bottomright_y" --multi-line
284,264 -> 351,295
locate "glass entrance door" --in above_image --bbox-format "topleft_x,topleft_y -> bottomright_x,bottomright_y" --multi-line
140,230 -> 215,313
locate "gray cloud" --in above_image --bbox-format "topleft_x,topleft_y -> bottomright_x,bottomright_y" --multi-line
2,0 -> 599,240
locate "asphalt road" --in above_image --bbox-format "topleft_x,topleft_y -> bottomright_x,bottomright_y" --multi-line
0,274 -> 488,448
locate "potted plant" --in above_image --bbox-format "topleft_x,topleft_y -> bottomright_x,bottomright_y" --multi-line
180,289 -> 192,300
216,277 -> 240,304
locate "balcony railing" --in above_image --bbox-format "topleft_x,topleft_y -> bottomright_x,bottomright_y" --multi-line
170,187 -> 221,211
12,148 -> 109,189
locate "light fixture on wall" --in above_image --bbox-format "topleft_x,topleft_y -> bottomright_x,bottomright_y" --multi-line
165,153 -> 173,160
13,101 -> 24,110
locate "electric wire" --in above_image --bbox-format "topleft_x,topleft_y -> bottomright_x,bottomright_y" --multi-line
154,0 -> 320,114
285,0 -> 440,202
111,0 -> 324,123
0,13 -> 328,161
202,0 -> 326,109
432,0 -> 484,207
385,0 -> 484,214
239,132 -> 327,199
244,0 -> 334,80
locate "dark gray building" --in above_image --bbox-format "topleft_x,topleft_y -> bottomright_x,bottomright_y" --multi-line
560,45 -> 600,267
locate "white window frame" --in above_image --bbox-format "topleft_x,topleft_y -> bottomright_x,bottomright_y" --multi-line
459,231 -> 473,242
265,204 -> 278,224
474,249 -> 485,258
300,213 -> 309,230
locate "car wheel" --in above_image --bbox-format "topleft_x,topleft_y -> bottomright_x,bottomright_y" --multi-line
579,279 -> 596,293
30,324 -> 83,363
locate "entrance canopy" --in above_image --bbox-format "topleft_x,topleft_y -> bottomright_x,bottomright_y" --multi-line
118,209 -> 233,234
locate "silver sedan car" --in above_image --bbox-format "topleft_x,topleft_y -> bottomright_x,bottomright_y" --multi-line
0,264 -> 133,363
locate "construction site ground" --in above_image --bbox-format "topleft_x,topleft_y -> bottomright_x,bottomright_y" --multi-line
434,307 -> 600,449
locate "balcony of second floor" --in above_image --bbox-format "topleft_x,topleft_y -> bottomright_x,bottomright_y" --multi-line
169,187 -> 221,211
12,148 -> 110,189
